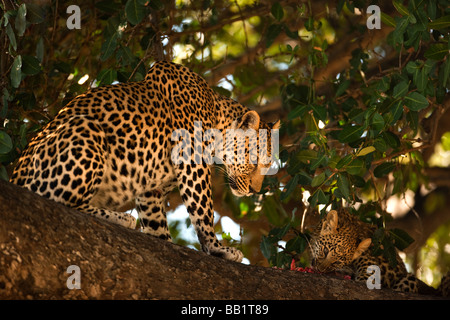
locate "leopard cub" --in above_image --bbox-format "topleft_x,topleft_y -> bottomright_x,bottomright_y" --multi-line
310,209 -> 418,293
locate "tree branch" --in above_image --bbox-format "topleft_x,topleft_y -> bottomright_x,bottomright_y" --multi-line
0,180 -> 438,300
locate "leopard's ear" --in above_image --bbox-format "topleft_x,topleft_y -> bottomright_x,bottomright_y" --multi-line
352,238 -> 372,261
320,210 -> 338,235
237,110 -> 260,131
271,120 -> 281,130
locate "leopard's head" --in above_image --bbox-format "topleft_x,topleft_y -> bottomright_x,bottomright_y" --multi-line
224,110 -> 280,197
310,210 -> 372,273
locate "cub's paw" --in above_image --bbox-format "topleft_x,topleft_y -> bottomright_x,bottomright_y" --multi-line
210,245 -> 244,263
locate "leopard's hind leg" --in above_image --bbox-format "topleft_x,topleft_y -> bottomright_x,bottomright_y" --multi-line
18,115 -> 136,228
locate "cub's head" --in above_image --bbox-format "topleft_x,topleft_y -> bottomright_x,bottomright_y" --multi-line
310,210 -> 372,273
224,110 -> 280,197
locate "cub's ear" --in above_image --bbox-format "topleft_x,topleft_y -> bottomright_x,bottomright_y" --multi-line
352,238 -> 372,261
320,210 -> 339,236
271,120 -> 281,130
237,110 -> 260,131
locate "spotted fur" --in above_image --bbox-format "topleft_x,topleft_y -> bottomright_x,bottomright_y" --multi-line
310,210 -> 418,293
10,61 -> 280,262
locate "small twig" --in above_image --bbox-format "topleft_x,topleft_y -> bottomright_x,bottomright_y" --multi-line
372,144 -> 431,166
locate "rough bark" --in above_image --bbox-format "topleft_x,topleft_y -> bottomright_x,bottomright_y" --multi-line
0,180 -> 441,300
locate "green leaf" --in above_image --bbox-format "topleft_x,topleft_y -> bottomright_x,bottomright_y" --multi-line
310,153 -> 327,170
337,174 -> 350,201
287,104 -> 308,120
286,236 -> 307,254
416,68 -> 428,93
393,0 -> 409,16
335,79 -> 350,97
382,131 -> 400,148
382,241 -> 398,268
0,131 -> 13,154
282,24 -> 299,40
389,100 -> 404,125
428,15 -> 450,30
336,154 -> 353,169
424,43 -> 448,61
25,3 -> 45,24
297,172 -> 312,186
374,137 -> 388,152
117,46 -> 137,66
100,33 -> 118,61
392,80 -> 409,98
5,23 -> 17,51
96,69 -> 117,85
370,113 -> 385,131
260,236 -> 276,259
304,17 -> 314,31
266,23 -> 283,48
381,12 -> 396,28
309,189 -> 328,207
316,189 -> 328,204
281,174 -> 299,201
376,76 -> 390,92
310,104 -> 327,122
296,149 -> 318,163
21,55 -> 41,75
346,158 -> 364,176
406,61 -> 420,75
393,16 -> 409,44
271,2 -> 284,21
338,125 -> 364,143
357,146 -> 376,157
406,110 -> 419,133
351,174 -> 366,188
10,55 -> 22,88
15,4 -> 27,37
36,37 -> 44,63
389,228 -> 414,250
311,172 -> 326,187
404,92 -> 428,111
125,0 -> 146,25
269,224 -> 291,239
374,162 -> 396,178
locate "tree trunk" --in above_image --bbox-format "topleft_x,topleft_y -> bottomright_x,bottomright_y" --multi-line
0,180 -> 440,300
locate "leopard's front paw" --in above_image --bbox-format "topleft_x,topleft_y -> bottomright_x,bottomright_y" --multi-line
209,245 -> 244,263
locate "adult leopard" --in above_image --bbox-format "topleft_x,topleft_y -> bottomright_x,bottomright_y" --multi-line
10,61 -> 280,262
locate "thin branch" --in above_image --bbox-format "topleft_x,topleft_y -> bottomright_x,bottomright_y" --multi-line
372,145 -> 431,166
